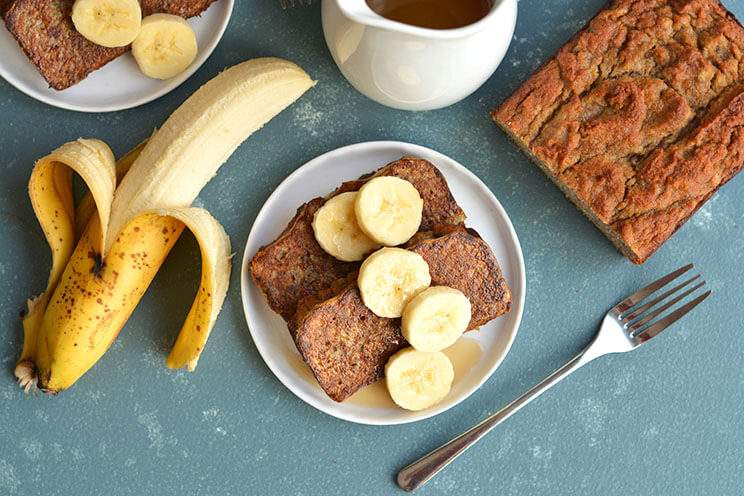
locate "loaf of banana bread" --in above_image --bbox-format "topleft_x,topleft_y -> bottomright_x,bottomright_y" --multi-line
3,0 -> 218,90
493,0 -> 744,264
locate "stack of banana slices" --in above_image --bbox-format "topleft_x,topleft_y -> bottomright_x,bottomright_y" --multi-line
311,176 -> 473,411
72,0 -> 199,79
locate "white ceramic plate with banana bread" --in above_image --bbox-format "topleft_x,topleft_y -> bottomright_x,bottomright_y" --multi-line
0,0 -> 233,112
241,141 -> 526,425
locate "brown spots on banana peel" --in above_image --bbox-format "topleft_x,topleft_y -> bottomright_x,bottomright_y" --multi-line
88,251 -> 106,278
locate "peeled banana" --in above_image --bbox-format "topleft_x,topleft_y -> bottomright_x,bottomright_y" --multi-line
357,247 -> 430,318
104,58 -> 314,253
132,14 -> 198,79
355,176 -> 423,246
385,348 -> 454,411
15,58 -> 314,394
71,0 -> 142,48
312,192 -> 380,262
401,286 -> 471,352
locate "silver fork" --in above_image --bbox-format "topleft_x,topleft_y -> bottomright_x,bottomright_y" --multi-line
397,264 -> 710,492
278,0 -> 312,8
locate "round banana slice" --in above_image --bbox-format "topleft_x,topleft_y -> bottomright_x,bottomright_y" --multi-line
312,192 -> 380,262
357,247 -> 430,318
132,14 -> 198,80
385,348 -> 454,411
402,286 -> 471,352
355,176 -> 423,246
71,0 -> 142,48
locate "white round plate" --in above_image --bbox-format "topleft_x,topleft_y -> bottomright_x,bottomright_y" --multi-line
241,141 -> 525,425
0,0 -> 233,112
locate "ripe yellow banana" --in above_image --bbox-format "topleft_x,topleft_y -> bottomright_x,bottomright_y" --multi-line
16,138 -> 117,392
34,213 -> 185,392
15,58 -> 315,394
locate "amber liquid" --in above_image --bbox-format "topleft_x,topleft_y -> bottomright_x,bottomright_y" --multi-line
366,0 -> 491,30
345,337 -> 484,408
288,337 -> 484,410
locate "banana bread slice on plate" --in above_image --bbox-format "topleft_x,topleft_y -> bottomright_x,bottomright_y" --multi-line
241,141 -> 525,424
293,227 -> 512,403
3,0 -> 218,90
250,156 -> 466,324
0,0 -> 231,111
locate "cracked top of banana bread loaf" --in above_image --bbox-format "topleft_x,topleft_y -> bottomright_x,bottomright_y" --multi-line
493,0 -> 744,263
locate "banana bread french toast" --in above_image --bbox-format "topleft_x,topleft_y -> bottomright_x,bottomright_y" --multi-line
293,227 -> 512,402
3,0 -> 218,90
250,156 -> 466,323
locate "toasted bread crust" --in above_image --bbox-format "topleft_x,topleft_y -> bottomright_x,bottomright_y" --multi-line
493,0 -> 744,263
4,0 -> 217,90
295,284 -> 405,402
251,198 -> 358,322
332,156 -> 466,230
409,229 -> 512,330
250,157 -> 466,323
294,229 -> 512,402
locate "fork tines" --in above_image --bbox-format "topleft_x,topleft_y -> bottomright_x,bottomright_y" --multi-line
616,264 -> 711,344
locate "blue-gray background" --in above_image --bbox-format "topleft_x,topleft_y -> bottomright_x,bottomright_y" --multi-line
1,0 -> 742,494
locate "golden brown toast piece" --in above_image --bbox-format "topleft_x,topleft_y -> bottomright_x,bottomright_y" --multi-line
3,0 -> 217,90
250,156 -> 466,323
294,227 -> 512,402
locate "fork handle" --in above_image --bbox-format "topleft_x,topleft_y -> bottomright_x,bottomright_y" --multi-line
397,346 -> 596,492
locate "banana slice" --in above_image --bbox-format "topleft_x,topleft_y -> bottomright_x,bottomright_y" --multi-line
312,192 -> 380,262
385,348 -> 454,411
355,176 -> 423,246
71,0 -> 142,48
132,14 -> 198,79
402,286 -> 471,352
357,247 -> 430,318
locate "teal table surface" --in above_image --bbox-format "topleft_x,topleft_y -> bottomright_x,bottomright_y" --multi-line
2,1 -> 743,495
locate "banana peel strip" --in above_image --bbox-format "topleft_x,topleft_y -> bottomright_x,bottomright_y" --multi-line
16,139 -> 116,391
29,138 -> 116,290
148,208 -> 232,371
75,138 -> 149,240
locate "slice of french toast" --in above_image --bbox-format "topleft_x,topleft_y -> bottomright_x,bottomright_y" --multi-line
3,0 -> 217,90
293,226 -> 512,402
250,156 -> 466,323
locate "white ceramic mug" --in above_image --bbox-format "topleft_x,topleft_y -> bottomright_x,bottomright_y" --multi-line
321,0 -> 518,111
